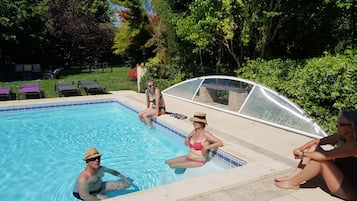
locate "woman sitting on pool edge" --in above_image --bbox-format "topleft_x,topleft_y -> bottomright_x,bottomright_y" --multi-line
274,111 -> 357,200
165,112 -> 223,171
138,80 -> 166,128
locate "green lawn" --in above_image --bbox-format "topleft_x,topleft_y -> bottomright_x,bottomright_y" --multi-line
0,66 -> 138,99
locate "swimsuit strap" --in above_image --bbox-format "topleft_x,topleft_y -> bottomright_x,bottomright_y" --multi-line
188,136 -> 193,147
188,135 -> 196,148
190,131 -> 204,142
195,131 -> 205,142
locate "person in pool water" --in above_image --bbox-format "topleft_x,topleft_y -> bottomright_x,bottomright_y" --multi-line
165,112 -> 223,170
73,148 -> 131,201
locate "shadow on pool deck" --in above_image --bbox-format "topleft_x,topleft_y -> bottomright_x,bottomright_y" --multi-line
0,91 -> 344,201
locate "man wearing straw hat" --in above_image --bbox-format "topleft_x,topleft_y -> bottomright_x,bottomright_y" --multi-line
73,148 -> 131,201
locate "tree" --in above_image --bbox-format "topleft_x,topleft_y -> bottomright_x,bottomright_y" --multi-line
171,0 -> 355,73
111,0 -> 152,66
238,49 -> 357,133
0,0 -> 47,64
175,0 -> 240,69
46,0 -> 115,66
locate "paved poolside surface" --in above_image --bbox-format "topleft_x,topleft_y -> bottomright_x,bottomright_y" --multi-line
0,91 -> 343,201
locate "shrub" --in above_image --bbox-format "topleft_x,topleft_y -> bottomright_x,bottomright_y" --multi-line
139,64 -> 186,93
238,49 -> 356,133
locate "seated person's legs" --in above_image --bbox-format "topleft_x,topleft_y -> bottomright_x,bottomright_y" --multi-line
95,180 -> 130,199
275,144 -> 319,182
165,156 -> 186,167
321,161 -> 357,200
331,179 -> 357,201
142,109 -> 156,127
101,181 -> 130,193
166,156 -> 205,169
138,109 -> 147,122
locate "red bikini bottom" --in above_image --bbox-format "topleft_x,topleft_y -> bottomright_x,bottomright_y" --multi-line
186,157 -> 205,163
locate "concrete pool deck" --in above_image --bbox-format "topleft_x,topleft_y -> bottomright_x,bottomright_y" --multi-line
0,91 -> 343,201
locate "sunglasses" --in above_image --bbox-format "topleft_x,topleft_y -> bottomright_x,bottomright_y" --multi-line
336,122 -> 352,127
86,156 -> 101,162
147,84 -> 154,88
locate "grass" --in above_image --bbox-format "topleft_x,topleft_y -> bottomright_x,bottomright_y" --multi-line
0,66 -> 138,99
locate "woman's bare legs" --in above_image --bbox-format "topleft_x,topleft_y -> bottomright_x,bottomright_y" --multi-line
275,145 -> 318,182
275,160 -> 307,182
138,108 -> 149,122
138,108 -> 156,127
275,159 -> 322,189
165,156 -> 186,165
142,109 -> 156,127
165,156 -> 204,169
318,161 -> 356,200
274,159 -> 354,200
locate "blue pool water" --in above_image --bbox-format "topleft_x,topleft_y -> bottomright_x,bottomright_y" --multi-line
0,100 -> 241,201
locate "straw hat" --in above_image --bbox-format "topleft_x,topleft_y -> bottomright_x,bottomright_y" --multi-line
83,147 -> 102,161
189,112 -> 208,125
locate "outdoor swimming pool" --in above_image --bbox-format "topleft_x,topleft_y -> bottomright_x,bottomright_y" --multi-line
0,100 -> 243,201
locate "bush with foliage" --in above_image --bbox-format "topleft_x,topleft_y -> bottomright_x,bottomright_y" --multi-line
139,64 -> 186,93
238,49 -> 356,134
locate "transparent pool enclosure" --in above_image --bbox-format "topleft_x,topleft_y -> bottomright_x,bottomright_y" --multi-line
162,75 -> 327,138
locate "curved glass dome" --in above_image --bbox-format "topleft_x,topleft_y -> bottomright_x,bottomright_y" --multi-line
162,75 -> 326,138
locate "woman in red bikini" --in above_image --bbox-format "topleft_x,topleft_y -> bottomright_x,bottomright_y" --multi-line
165,112 -> 223,169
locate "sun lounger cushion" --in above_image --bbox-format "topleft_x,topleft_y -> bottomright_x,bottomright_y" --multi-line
19,83 -> 40,93
23,64 -> 32,72
15,64 -> 23,72
78,80 -> 105,95
18,83 -> 41,99
55,82 -> 80,97
0,86 -> 11,95
0,86 -> 12,100
32,64 -> 41,72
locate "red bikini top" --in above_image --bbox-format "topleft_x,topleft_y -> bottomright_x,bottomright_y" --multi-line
188,141 -> 203,150
188,134 -> 204,150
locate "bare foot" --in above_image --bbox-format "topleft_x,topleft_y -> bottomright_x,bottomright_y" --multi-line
274,175 -> 290,182
274,168 -> 303,182
274,180 -> 300,189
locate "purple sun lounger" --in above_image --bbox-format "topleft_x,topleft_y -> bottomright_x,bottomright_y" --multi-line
18,83 -> 42,99
0,86 -> 12,100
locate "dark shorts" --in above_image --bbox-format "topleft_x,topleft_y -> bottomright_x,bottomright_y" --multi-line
73,188 -> 102,200
72,192 -> 83,200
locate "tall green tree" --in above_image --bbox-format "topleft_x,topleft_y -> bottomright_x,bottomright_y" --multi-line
171,0 -> 354,74
149,0 -> 175,59
111,0 -> 152,66
0,0 -> 47,64
46,0 -> 115,66
175,0 -> 239,69
113,0 -> 184,78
